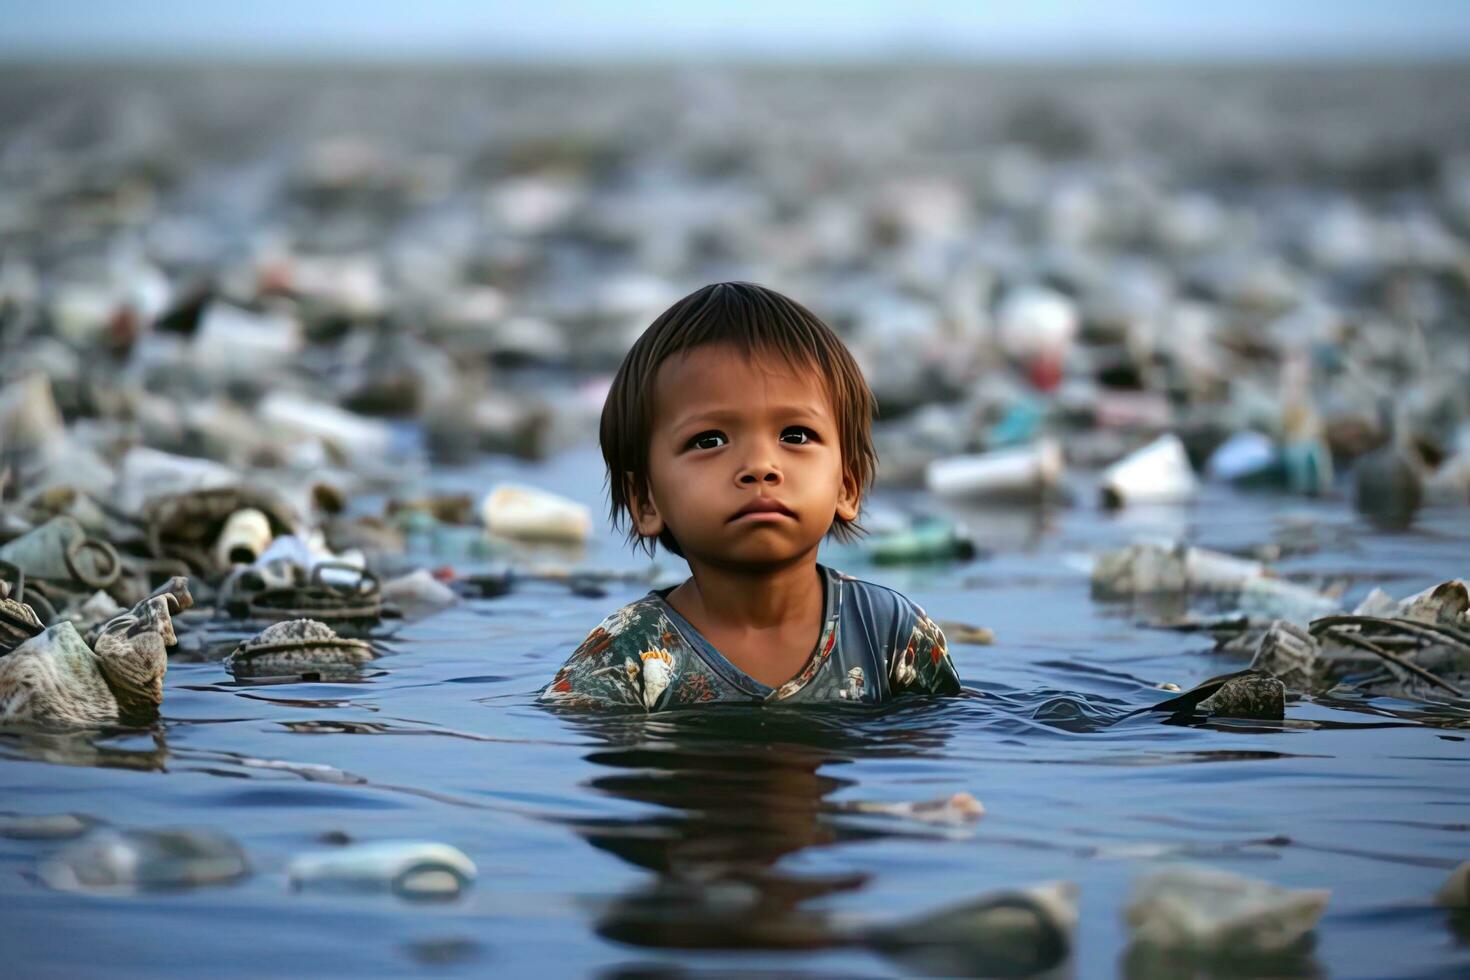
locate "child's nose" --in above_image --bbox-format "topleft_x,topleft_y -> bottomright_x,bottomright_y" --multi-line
737,458 -> 782,486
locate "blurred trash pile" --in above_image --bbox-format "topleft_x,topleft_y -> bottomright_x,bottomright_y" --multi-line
2,65 -> 1469,720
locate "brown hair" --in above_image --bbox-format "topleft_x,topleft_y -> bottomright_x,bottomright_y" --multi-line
601,281 -> 877,557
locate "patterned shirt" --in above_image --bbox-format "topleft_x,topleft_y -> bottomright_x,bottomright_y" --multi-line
539,565 -> 961,711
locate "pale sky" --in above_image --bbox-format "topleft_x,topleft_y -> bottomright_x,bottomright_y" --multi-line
2,0 -> 1468,62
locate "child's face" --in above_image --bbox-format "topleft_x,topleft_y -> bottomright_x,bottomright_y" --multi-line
632,344 -> 859,570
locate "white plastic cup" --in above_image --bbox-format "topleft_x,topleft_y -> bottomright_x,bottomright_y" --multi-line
1100,434 -> 1198,508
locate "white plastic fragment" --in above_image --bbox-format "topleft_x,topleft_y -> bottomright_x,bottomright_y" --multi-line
0,373 -> 66,455
1126,866 -> 1330,954
288,840 -> 476,899
996,286 -> 1079,364
258,392 -> 395,464
115,446 -> 239,516
192,302 -> 302,374
381,569 -> 458,619
847,792 -> 985,827
480,484 -> 591,543
1352,587 -> 1400,617
1101,434 -> 1199,507
1206,430 -> 1276,481
1091,541 -> 1264,595
1395,580 -> 1469,627
1237,575 -> 1340,623
925,439 -> 1064,501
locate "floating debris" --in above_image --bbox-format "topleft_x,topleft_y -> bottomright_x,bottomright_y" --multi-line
1438,861 -> 1470,908
1092,541 -> 1264,596
245,563 -> 382,626
1092,539 -> 1338,625
287,840 -> 475,900
1142,669 -> 1286,722
39,828 -> 249,894
0,577 -> 191,726
480,484 -> 591,544
926,440 -> 1065,503
1100,434 -> 1198,508
381,568 -> 458,620
0,516 -> 120,590
1125,866 -> 1329,955
839,791 -> 985,827
862,518 -> 977,565
938,621 -> 996,646
1196,673 -> 1285,720
213,508 -> 274,567
224,619 -> 375,680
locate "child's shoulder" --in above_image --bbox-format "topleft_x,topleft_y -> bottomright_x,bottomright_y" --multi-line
827,565 -> 931,626
826,565 -> 958,694
538,592 -> 694,710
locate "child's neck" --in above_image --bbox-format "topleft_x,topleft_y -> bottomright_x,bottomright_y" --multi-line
665,554 -> 824,686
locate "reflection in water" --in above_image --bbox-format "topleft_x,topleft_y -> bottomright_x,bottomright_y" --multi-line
555,701 -> 1078,976
0,724 -> 169,772
1121,939 -> 1325,980
561,704 -> 952,952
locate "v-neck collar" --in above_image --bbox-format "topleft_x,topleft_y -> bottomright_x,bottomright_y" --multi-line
651,564 -> 842,701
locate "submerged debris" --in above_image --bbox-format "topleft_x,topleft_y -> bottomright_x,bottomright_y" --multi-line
866,880 -> 1077,977
39,828 -> 249,894
1438,861 -> 1470,908
0,812 -> 95,840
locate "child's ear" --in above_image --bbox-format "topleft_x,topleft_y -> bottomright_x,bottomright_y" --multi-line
835,470 -> 861,523
627,475 -> 665,539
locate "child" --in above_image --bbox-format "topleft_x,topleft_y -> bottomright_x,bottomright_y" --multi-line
540,282 -> 961,711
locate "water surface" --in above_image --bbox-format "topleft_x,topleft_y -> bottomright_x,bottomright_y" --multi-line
2,447 -> 1468,978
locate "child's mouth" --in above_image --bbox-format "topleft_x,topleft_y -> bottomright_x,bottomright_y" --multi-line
729,499 -> 796,522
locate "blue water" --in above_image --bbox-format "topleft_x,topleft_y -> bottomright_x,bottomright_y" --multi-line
2,446 -> 1468,978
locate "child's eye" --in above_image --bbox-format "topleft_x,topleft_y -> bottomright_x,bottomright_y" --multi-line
781,427 -> 816,445
687,431 -> 727,450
